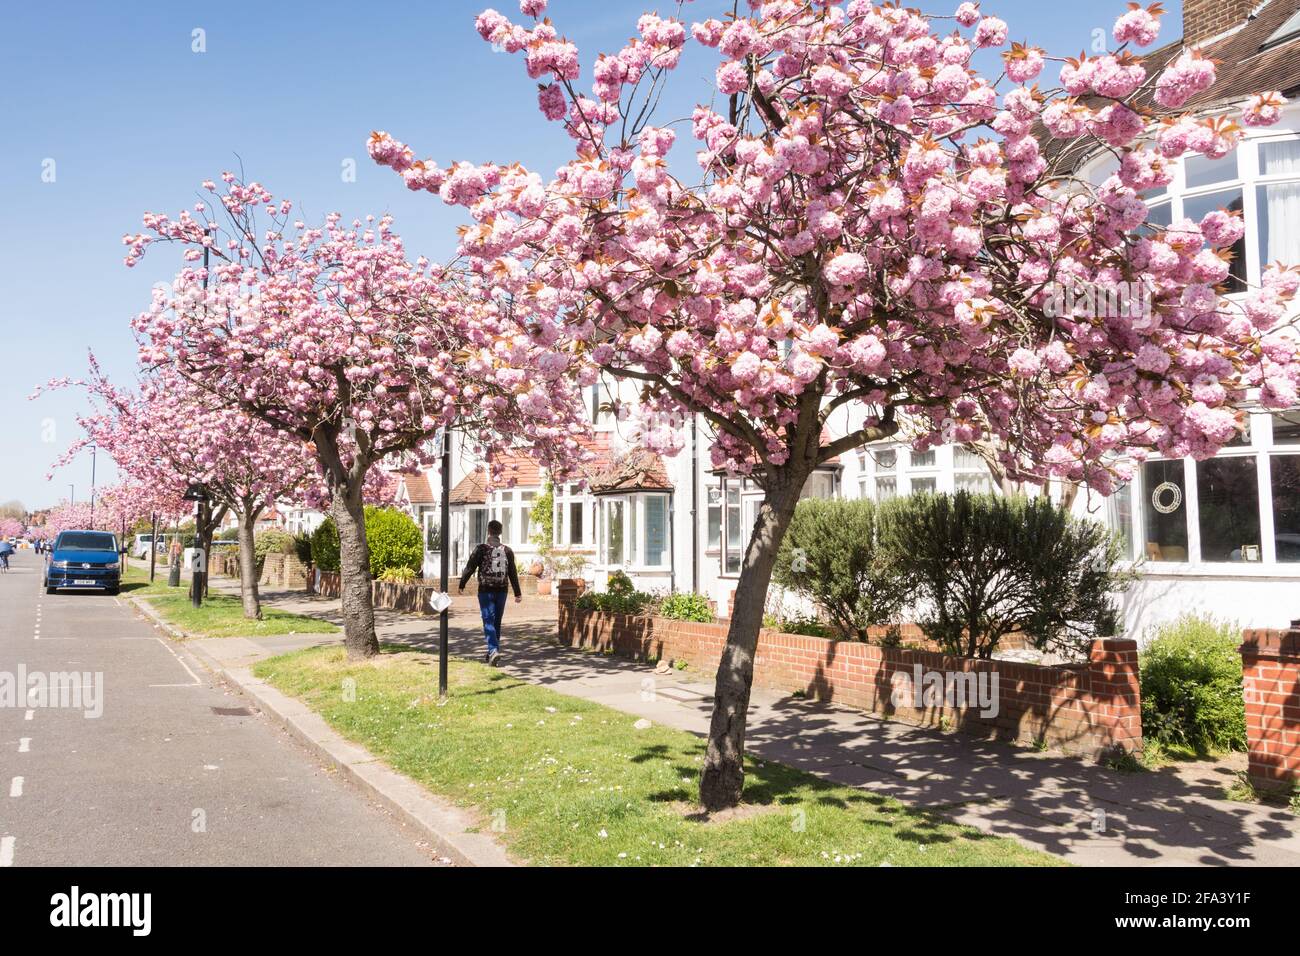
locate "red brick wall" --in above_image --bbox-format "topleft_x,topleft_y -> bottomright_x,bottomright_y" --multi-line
1240,623 -> 1300,791
558,595 -> 1142,758
1182,0 -> 1256,46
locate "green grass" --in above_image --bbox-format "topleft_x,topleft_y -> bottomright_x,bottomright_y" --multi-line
121,565 -> 337,639
253,644 -> 1062,867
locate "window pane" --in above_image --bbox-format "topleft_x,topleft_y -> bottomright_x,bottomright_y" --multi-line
1273,410 -> 1300,444
519,508 -> 530,545
725,486 -> 742,574
1257,182 -> 1300,271
1272,455 -> 1300,562
643,496 -> 668,567
569,501 -> 583,545
1184,153 -> 1238,190
706,486 -> 721,548
1109,481 -> 1134,561
1181,189 -> 1246,292
911,477 -> 937,494
605,501 -> 624,565
800,472 -> 834,499
875,477 -> 897,501
953,446 -> 985,470
555,501 -> 564,545
1142,460 -> 1188,561
1145,200 -> 1172,231
1260,139 -> 1300,176
910,449 -> 936,468
874,449 -> 897,472
499,508 -> 513,543
955,473 -> 993,494
1196,457 -> 1261,562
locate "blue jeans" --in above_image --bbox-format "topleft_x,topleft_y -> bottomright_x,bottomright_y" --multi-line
478,589 -> 508,655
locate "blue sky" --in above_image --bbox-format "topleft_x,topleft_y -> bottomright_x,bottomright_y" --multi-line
0,0 -> 1182,511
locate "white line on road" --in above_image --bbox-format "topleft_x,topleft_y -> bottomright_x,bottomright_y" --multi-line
18,738 -> 30,753
153,638 -> 201,686
9,777 -> 23,797
0,837 -> 13,867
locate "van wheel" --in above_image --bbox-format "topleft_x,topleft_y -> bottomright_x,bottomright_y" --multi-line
45,584 -> 57,595
106,587 -> 120,596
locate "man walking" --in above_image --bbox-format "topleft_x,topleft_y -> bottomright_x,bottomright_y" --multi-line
458,519 -> 521,666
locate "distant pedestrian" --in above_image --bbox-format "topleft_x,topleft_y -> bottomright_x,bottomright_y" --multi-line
458,519 -> 521,666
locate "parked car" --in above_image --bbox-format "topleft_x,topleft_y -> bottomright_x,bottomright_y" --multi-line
131,533 -> 170,559
45,530 -> 122,595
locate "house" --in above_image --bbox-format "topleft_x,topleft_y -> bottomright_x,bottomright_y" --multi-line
398,0 -> 1300,640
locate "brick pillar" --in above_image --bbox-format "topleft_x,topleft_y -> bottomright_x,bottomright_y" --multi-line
1241,622 -> 1300,792
557,578 -> 586,606
1086,637 -> 1143,755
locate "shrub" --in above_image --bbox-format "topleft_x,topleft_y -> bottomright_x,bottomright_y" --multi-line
879,491 -> 1130,659
254,529 -> 296,569
775,614 -> 834,638
773,498 -> 908,641
292,531 -> 312,565
310,517 -> 340,572
659,591 -> 714,623
217,527 -> 240,542
1140,615 -> 1246,755
363,506 -> 423,578
378,566 -> 417,584
576,578 -> 654,616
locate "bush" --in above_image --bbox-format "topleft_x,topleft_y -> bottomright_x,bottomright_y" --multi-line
363,506 -> 423,578
310,518 -> 340,573
879,491 -> 1130,659
378,566 -> 417,584
254,529 -> 296,569
217,527 -> 240,542
659,591 -> 714,623
1140,615 -> 1246,755
576,577 -> 655,616
773,498 -> 908,641
292,531 -> 312,565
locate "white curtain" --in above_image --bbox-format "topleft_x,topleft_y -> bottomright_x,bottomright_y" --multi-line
1260,138 -> 1300,176
1262,181 -> 1300,267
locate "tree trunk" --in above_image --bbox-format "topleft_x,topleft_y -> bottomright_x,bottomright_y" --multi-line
332,487 -> 379,659
699,478 -> 805,811
236,508 -> 262,620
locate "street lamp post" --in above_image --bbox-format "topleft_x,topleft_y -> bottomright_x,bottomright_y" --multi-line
439,427 -> 452,702
183,483 -> 210,609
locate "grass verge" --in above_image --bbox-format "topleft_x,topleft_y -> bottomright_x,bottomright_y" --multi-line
254,643 -> 1062,867
122,565 -> 337,639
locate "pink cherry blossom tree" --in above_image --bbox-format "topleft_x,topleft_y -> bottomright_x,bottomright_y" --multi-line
373,1 -> 1300,808
128,174 -> 589,657
40,356 -> 317,619
0,517 -> 25,540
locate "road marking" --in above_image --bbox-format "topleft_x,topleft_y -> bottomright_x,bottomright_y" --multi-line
0,837 -> 13,867
9,777 -> 23,797
152,638 -> 201,687
23,710 -> 33,721
18,738 -> 29,753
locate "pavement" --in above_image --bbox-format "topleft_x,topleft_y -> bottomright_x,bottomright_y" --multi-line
205,574 -> 1300,868
0,550 -> 447,867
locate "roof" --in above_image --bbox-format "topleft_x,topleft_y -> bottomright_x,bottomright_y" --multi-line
1043,0 -> 1300,173
587,448 -> 674,495
398,471 -> 435,505
448,470 -> 488,505
489,449 -> 543,487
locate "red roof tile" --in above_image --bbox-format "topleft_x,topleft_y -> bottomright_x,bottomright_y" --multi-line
398,471 -> 435,505
588,448 -> 674,494
448,470 -> 488,505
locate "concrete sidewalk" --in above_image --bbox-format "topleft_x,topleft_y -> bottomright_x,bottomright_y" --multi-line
205,577 -> 1300,867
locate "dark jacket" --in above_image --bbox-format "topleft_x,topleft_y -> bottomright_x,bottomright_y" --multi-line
459,540 -> 522,597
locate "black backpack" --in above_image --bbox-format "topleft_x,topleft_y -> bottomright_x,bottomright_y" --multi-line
478,544 -> 510,589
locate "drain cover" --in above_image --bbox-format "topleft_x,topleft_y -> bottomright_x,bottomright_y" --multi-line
210,706 -> 252,717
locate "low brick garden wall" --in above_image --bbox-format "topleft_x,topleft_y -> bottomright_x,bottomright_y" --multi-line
558,581 -> 1142,758
1240,622 -> 1300,792
310,569 -> 442,615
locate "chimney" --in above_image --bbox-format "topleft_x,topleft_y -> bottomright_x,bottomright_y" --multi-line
1182,0 -> 1258,47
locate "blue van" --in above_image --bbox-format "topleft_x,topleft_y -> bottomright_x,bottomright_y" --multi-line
45,530 -> 122,595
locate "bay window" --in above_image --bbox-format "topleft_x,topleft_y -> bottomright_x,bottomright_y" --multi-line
596,493 -> 671,569
552,484 -> 587,547
1127,408 -> 1300,566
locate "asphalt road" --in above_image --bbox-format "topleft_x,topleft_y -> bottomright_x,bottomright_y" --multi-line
0,550 -> 441,866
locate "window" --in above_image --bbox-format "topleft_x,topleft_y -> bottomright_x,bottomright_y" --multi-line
859,446 -> 898,501
724,483 -> 743,575
1142,459 -> 1188,562
1272,455 -> 1300,562
706,484 -> 722,549
1274,411 -> 1300,444
1109,481 -> 1134,561
643,495 -> 669,568
954,446 -> 993,494
553,485 -> 586,547
911,477 -> 938,494
602,499 -> 625,566
1182,188 -> 1246,292
799,471 -> 837,500
1196,457 -> 1261,561
519,491 -> 534,545
909,449 -> 936,468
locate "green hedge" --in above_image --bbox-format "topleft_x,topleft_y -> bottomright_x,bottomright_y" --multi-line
254,529 -> 296,569
1139,615 -> 1246,755
309,508 -> 423,578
